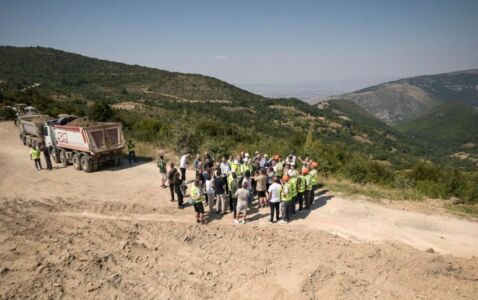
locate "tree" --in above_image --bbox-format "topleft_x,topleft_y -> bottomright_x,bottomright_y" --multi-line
88,101 -> 113,121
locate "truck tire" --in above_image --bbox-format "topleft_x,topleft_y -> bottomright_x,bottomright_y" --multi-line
81,156 -> 93,173
72,154 -> 82,170
20,135 -> 26,146
92,162 -> 99,171
60,149 -> 69,166
26,138 -> 32,148
114,156 -> 122,166
51,149 -> 61,164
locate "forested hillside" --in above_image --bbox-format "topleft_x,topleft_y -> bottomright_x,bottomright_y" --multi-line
1,46 -> 477,206
322,69 -> 478,125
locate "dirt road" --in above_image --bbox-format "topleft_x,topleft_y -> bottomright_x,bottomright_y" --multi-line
1,121 -> 477,299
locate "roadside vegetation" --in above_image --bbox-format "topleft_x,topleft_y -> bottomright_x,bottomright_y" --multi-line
1,46 -> 477,214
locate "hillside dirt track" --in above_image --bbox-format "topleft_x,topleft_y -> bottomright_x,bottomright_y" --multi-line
0,121 -> 477,299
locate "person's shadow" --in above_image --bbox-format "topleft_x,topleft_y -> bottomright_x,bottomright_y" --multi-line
291,189 -> 334,221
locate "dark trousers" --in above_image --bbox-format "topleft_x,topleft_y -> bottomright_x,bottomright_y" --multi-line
281,201 -> 292,221
304,190 -> 312,209
176,192 -> 183,207
291,196 -> 297,214
128,151 -> 136,164
297,192 -> 304,210
223,175 -> 229,194
34,159 -> 42,170
311,184 -> 318,204
269,202 -> 280,221
44,155 -> 52,170
231,197 -> 237,219
180,168 -> 186,181
169,184 -> 177,201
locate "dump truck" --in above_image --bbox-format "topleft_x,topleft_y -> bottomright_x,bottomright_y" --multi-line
18,114 -> 51,148
44,116 -> 125,172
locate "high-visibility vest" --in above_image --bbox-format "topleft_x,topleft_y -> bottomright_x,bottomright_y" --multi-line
127,143 -> 135,152
304,174 -> 312,191
289,177 -> 297,197
298,176 -> 306,193
240,164 -> 252,175
276,161 -> 284,176
31,149 -> 41,160
281,182 -> 292,202
231,163 -> 239,174
191,186 -> 204,203
310,169 -> 318,185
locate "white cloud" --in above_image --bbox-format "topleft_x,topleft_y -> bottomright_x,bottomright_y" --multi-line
215,55 -> 230,60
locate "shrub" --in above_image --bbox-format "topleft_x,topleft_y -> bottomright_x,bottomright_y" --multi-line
0,106 -> 16,120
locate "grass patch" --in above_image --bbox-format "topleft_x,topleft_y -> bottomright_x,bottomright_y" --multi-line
444,203 -> 478,218
324,178 -> 424,202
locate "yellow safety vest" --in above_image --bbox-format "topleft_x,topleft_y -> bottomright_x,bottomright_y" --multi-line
276,161 -> 284,176
304,174 -> 312,191
127,143 -> 135,152
310,169 -> 318,185
31,149 -> 41,160
289,177 -> 297,197
298,176 -> 306,193
281,182 -> 292,202
191,186 -> 204,203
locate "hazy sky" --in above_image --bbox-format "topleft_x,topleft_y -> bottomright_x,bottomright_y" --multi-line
1,0 -> 478,86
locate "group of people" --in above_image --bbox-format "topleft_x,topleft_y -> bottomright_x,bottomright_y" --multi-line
29,144 -> 53,171
158,151 -> 321,224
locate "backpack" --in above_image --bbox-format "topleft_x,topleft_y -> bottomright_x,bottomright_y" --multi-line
168,168 -> 177,183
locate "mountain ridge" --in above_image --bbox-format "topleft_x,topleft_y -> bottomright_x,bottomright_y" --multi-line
318,69 -> 478,125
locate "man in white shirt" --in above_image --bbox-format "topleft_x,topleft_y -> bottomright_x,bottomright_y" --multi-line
179,154 -> 189,181
267,177 -> 282,223
220,157 -> 231,193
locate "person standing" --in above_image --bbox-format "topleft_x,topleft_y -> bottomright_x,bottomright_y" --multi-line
289,171 -> 298,215
179,154 -> 189,182
30,146 -> 42,171
309,161 -> 319,205
234,182 -> 250,224
220,157 -> 230,194
41,144 -> 52,171
205,173 -> 215,213
175,173 -> 185,209
303,169 -> 312,209
228,171 -> 239,219
191,180 -> 205,223
214,169 -> 228,214
157,155 -> 168,188
242,170 -> 254,206
267,177 -> 282,223
167,163 -> 178,202
297,168 -> 306,211
127,140 -> 136,164
280,175 -> 292,224
256,169 -> 267,208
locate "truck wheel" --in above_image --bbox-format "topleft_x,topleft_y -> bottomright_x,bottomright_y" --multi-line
81,156 -> 93,173
26,138 -> 32,148
114,156 -> 122,166
52,149 -> 61,164
93,162 -> 99,171
21,135 -> 26,146
72,154 -> 82,170
60,149 -> 69,166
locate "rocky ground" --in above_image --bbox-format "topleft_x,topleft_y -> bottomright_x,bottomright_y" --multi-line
0,122 -> 477,299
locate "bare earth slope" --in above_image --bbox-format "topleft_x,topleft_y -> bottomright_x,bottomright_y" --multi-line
0,122 -> 477,299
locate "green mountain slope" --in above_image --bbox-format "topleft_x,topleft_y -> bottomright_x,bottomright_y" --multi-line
0,45 -> 467,169
0,46 -> 262,103
396,102 -> 478,157
324,69 -> 478,125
